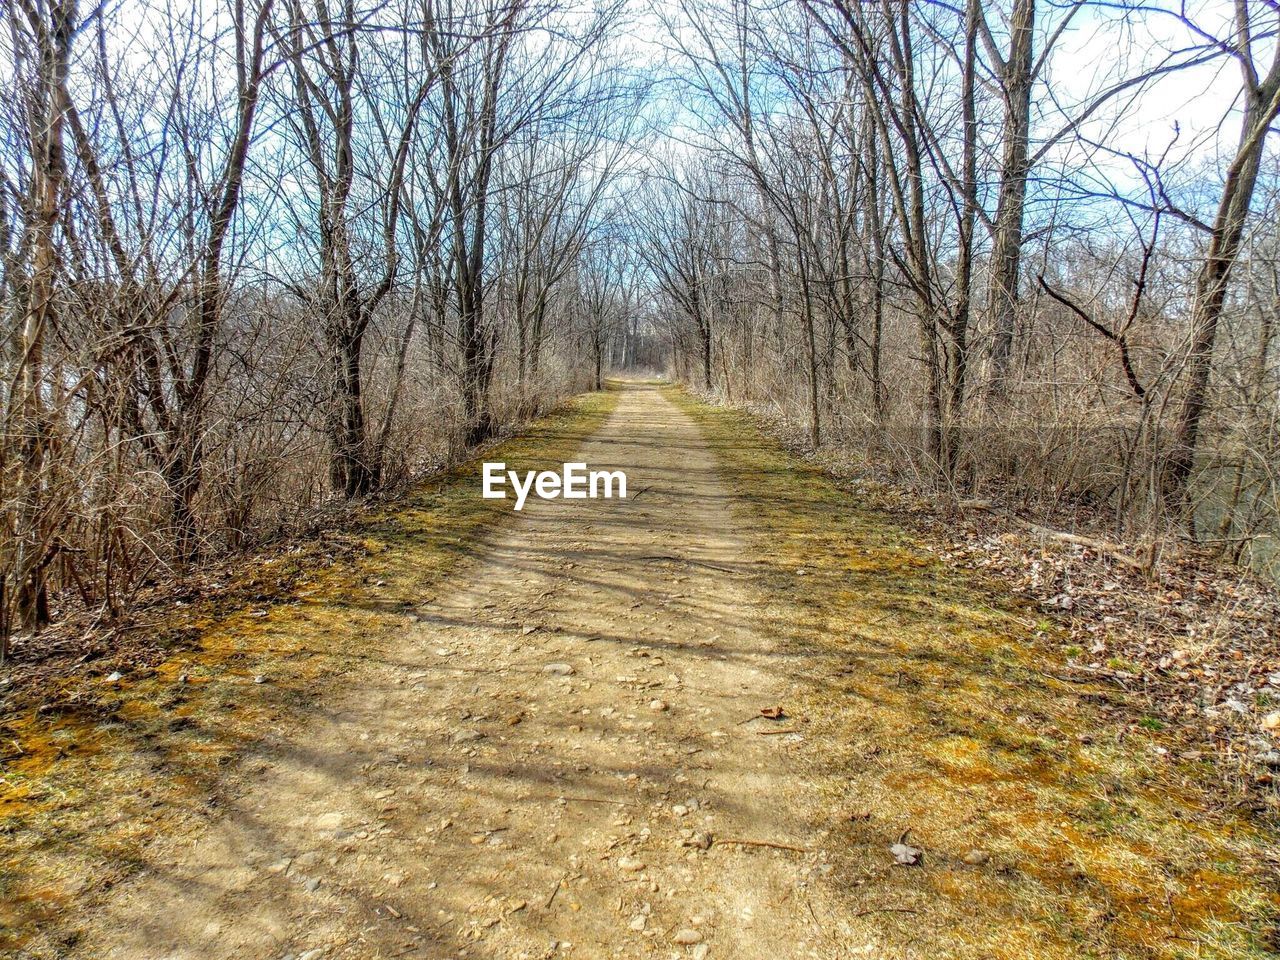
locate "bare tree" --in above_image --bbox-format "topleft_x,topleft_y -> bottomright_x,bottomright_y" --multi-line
1163,3 -> 1280,514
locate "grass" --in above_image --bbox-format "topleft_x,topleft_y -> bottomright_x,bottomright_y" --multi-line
667,385 -> 1280,960
0,387 -> 619,957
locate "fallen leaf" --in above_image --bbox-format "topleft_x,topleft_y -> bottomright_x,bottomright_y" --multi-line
890,842 -> 922,866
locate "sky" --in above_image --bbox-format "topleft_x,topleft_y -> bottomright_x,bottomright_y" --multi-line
6,0 -> 1269,253
621,0 -> 1272,223
1047,0 -> 1255,170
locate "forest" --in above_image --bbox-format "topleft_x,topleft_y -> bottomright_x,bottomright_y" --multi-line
2,2 -> 1280,956
2,0 -> 1277,654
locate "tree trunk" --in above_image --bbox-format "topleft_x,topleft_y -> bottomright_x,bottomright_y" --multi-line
329,326 -> 373,498
700,318 -> 713,390
946,0 -> 980,482
12,0 -> 74,633
986,0 -> 1035,400
1163,63 -> 1280,511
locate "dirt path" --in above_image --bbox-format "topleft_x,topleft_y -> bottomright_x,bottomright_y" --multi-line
76,382 -> 839,959
37,380 -> 1279,960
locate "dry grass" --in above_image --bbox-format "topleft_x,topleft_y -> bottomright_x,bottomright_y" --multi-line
669,385 -> 1280,960
0,387 -> 619,957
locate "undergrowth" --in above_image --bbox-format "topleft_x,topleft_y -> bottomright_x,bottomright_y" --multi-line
668,385 -> 1280,960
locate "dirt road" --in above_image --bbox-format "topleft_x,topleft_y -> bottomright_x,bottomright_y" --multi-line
77,382 -> 843,959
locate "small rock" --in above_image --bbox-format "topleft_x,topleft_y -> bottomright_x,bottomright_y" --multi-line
649,699 -> 669,711
962,849 -> 989,866
298,950 -> 326,960
105,671 -> 123,683
254,674 -> 267,684
617,856 -> 645,872
303,877 -> 321,892
629,914 -> 646,931
681,831 -> 712,850
543,663 -> 575,677
452,729 -> 485,743
692,946 -> 710,960
1264,711 -> 1280,734
672,928 -> 703,945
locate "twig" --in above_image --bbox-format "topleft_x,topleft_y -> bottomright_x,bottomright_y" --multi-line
536,793 -> 636,807
715,838 -> 811,853
545,876 -> 564,909
851,906 -> 918,918
804,891 -> 851,953
1046,672 -> 1108,686
629,484 -> 654,501
638,554 -> 739,575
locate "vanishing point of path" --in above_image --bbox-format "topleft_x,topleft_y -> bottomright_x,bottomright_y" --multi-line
75,382 -> 843,959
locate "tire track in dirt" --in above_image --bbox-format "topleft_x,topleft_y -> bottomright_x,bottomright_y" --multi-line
72,381 -> 844,959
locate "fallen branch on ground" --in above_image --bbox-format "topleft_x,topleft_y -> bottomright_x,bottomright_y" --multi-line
959,501 -> 1146,571
715,838 -> 811,853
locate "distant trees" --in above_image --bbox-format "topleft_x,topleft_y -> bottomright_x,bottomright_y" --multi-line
636,172 -> 721,392
644,0 -> 1280,566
